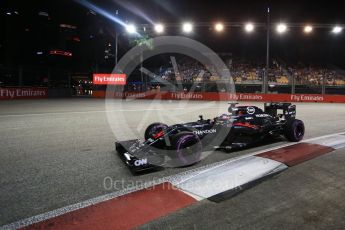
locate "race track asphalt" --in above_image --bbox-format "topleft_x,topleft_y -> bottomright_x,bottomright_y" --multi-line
139,148 -> 345,230
0,98 -> 345,227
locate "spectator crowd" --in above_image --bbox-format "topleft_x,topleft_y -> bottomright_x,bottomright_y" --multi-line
153,56 -> 345,86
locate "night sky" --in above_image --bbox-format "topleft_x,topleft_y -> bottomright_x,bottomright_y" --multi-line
2,0 -> 345,72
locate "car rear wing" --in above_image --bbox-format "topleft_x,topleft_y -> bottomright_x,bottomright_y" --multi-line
264,102 -> 296,120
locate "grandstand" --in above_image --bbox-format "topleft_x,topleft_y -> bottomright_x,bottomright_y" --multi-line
150,55 -> 345,87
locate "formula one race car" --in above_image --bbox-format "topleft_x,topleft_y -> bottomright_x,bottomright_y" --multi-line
116,102 -> 305,173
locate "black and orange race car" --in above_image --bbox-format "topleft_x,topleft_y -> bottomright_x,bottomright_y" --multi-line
116,102 -> 305,173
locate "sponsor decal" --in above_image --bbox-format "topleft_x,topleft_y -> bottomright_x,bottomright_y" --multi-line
193,129 -> 217,135
0,88 -> 47,99
125,92 -> 146,98
285,111 -> 296,115
290,94 -> 324,102
285,111 -> 296,117
112,92 -> 146,98
247,107 -> 256,114
255,114 -> 270,118
134,158 -> 148,166
189,124 -> 204,128
171,93 -> 203,100
93,73 -> 126,85
94,91 -> 345,103
228,94 -> 263,101
240,94 -> 263,100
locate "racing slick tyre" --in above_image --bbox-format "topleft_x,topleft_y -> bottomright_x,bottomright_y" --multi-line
284,119 -> 305,142
168,131 -> 202,167
145,122 -> 168,140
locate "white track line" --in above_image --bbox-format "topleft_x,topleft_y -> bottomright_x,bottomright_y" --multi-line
2,132 -> 345,230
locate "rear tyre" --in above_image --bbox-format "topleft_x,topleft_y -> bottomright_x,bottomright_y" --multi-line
169,131 -> 202,167
284,119 -> 305,142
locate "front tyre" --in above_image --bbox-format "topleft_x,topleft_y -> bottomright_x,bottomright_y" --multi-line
168,131 -> 202,167
284,119 -> 305,142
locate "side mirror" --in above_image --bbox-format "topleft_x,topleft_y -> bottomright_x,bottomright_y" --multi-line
199,115 -> 204,121
228,102 -> 238,114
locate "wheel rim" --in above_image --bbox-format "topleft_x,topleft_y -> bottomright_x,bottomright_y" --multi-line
295,124 -> 304,138
176,135 -> 202,166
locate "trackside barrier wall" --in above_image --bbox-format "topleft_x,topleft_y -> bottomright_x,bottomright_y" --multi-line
0,87 -> 48,100
92,91 -> 345,103
48,88 -> 72,98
